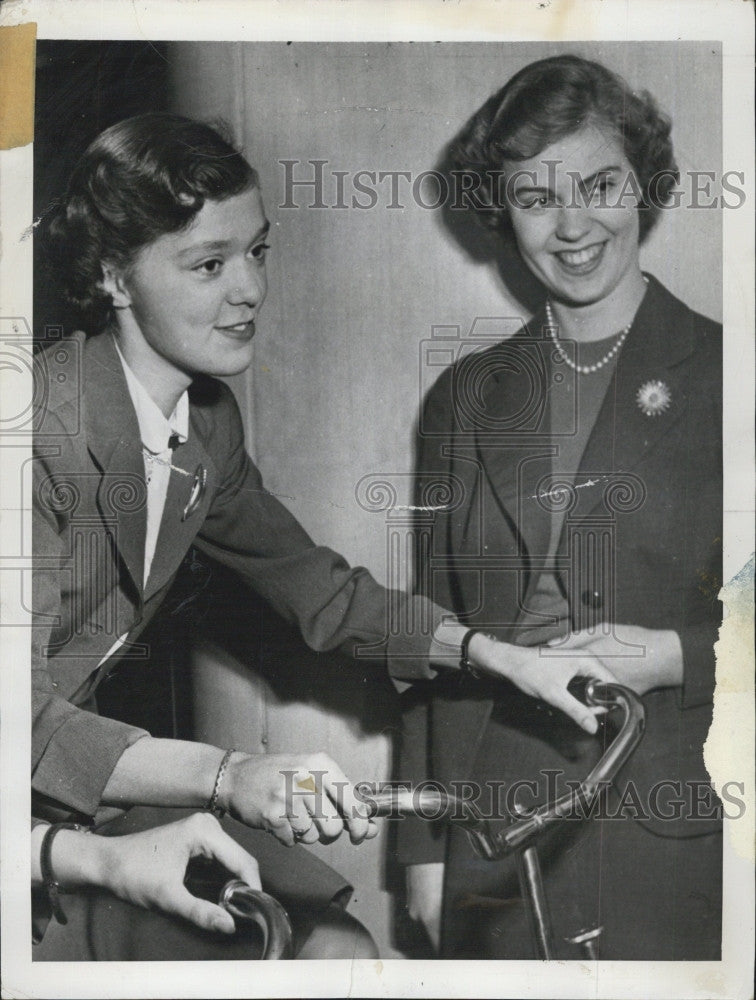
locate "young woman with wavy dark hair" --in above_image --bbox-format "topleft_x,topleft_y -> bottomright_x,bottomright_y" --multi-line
399,55 -> 722,960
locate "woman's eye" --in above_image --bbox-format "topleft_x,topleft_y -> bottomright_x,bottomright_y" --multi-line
250,242 -> 271,262
584,175 -> 619,204
194,258 -> 223,276
523,194 -> 554,209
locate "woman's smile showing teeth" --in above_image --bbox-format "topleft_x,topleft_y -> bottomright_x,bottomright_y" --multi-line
217,319 -> 256,339
554,242 -> 606,274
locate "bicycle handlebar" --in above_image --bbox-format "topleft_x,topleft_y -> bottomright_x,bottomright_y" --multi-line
362,681 -> 645,860
187,857 -> 294,959
218,881 -> 294,959
194,683 -> 643,958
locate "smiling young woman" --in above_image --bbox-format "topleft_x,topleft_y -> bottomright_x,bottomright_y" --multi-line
400,54 -> 723,961
102,188 -> 270,414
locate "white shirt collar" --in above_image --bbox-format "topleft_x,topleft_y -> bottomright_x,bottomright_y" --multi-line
112,335 -> 189,453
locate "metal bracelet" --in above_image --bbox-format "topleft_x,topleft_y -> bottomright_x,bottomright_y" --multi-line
39,822 -> 86,925
459,628 -> 495,679
207,748 -> 235,818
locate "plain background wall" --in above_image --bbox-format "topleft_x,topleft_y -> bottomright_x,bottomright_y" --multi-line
169,41 -> 722,956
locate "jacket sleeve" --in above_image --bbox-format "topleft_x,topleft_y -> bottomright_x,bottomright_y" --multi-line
31,424 -> 149,819
678,623 -> 719,708
676,524 -> 721,710
193,384 -> 446,681
677,319 -> 723,711
395,368 -> 461,866
677,482 -> 722,710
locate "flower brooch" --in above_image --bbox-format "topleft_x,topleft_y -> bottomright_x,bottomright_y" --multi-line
636,379 -> 672,417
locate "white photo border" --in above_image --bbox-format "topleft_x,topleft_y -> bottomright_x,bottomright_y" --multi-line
1,2 -> 753,998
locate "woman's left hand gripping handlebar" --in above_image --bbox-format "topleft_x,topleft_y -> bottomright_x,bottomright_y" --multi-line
468,632 -> 620,734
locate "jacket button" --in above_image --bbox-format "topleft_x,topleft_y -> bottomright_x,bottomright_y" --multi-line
582,590 -> 603,608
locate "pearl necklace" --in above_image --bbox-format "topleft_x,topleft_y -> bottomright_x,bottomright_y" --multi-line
545,277 -> 647,375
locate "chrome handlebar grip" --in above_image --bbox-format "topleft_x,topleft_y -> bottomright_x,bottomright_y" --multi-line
496,681 -> 645,853
581,680 -> 646,791
219,881 -> 294,959
364,784 -> 485,828
363,784 -> 500,860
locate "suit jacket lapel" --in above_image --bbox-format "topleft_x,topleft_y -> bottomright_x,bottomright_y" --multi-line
570,274 -> 694,522
84,331 -> 147,598
472,276 -> 696,568
472,318 -> 555,562
83,332 -> 220,605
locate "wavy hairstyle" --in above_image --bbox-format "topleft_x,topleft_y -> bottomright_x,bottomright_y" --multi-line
43,112 -> 258,333
451,54 -> 678,241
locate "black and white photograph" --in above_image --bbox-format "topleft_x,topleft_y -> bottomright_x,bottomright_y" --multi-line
0,2 -> 753,998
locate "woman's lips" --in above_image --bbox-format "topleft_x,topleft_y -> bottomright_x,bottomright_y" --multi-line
553,242 -> 606,275
216,320 -> 256,340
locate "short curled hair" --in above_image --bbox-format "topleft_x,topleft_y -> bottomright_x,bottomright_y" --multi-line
451,54 -> 678,241
43,112 -> 258,333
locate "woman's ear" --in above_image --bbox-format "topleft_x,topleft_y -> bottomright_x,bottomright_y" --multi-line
100,264 -> 132,309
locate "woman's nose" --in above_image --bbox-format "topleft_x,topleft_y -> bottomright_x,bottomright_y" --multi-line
554,204 -> 592,242
227,260 -> 266,306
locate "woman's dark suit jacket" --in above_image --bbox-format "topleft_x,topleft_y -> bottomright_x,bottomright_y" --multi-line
397,274 -> 723,866
32,329 -> 445,820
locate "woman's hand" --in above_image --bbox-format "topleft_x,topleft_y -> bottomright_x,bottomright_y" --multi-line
546,624 -> 683,696
219,751 -> 379,847
101,739 -> 377,847
471,633 -> 619,734
39,812 -> 262,934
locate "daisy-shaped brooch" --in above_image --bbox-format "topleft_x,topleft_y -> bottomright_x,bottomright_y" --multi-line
636,379 -> 672,417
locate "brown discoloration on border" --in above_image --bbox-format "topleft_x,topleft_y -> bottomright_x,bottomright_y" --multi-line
0,22 -> 37,150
